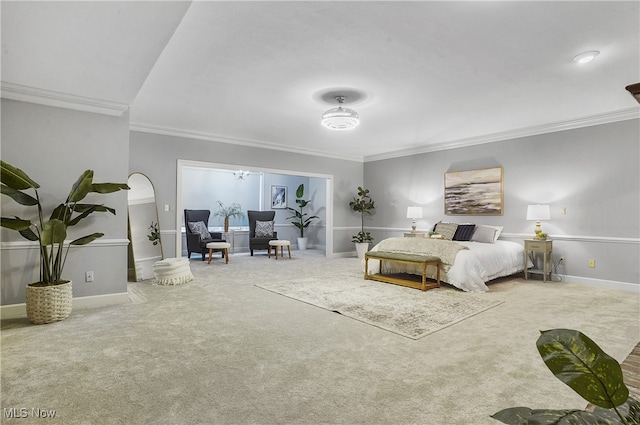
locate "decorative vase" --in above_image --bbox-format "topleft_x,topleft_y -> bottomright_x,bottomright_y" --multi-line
355,242 -> 370,260
26,280 -> 73,324
297,237 -> 308,251
224,217 -> 229,233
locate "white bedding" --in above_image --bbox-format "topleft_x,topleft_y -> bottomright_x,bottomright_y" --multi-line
365,238 -> 528,292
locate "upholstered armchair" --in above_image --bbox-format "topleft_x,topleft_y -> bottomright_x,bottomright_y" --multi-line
247,210 -> 278,256
184,209 -> 226,261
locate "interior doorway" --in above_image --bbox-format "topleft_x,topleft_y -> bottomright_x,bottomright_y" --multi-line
176,159 -> 333,257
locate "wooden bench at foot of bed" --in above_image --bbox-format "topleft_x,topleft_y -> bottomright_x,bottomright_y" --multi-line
364,251 -> 441,291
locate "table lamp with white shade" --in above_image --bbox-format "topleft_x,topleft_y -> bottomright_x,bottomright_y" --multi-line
526,204 -> 550,237
406,206 -> 423,232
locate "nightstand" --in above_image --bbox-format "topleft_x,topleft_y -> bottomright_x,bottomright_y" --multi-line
404,232 -> 426,238
524,239 -> 552,282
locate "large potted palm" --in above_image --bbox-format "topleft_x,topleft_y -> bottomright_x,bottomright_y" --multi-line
0,160 -> 129,324
286,184 -> 319,250
349,186 -> 375,259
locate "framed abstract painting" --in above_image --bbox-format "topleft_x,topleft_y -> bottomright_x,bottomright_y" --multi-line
271,185 -> 287,209
444,167 -> 503,215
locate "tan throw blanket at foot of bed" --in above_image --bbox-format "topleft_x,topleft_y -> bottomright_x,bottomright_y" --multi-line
369,237 -> 468,274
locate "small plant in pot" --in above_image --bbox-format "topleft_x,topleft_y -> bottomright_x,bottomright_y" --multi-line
0,160 -> 129,324
213,201 -> 244,232
286,184 -> 318,251
349,186 -> 375,259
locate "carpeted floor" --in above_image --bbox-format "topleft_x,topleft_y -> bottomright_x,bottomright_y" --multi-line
1,250 -> 639,425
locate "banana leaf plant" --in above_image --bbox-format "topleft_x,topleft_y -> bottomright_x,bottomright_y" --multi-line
1,160 -> 129,286
492,328 -> 640,425
286,184 -> 318,238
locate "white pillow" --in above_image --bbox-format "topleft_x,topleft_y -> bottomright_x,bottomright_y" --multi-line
188,221 -> 211,240
486,225 -> 504,242
471,225 -> 497,243
255,220 -> 274,238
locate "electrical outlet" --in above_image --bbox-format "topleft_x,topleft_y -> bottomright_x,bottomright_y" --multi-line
85,271 -> 94,282
559,257 -> 565,265
588,259 -> 595,268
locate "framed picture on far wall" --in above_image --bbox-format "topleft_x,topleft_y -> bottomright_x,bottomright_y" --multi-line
271,185 -> 287,209
444,167 -> 504,215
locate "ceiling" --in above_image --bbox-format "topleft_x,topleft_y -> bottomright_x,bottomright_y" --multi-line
2,1 -> 639,162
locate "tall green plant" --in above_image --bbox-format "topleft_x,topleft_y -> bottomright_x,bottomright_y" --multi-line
492,328 -> 640,425
286,184 -> 318,238
349,186 -> 375,243
1,160 -> 129,285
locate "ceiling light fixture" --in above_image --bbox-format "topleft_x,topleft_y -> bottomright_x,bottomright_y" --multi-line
572,50 -> 599,64
321,96 -> 359,131
233,170 -> 250,180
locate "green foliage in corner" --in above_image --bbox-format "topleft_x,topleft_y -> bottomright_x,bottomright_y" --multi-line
492,328 -> 640,425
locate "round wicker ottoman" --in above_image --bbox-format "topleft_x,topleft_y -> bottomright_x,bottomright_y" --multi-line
206,242 -> 231,264
153,258 -> 193,285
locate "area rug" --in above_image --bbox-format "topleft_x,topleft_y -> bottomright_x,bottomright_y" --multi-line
255,273 -> 504,339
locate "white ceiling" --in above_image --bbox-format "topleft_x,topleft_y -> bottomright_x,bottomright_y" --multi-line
2,1 -> 639,162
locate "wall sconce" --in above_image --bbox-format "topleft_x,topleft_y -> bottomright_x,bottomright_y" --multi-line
406,206 -> 423,232
526,204 -> 550,236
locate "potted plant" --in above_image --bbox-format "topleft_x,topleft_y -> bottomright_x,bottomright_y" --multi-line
213,201 -> 244,232
286,184 -> 319,250
349,186 -> 375,259
0,160 -> 129,324
147,220 -> 160,245
492,328 -> 639,425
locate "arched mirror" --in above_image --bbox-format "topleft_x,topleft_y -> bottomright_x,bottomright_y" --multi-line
127,173 -> 163,281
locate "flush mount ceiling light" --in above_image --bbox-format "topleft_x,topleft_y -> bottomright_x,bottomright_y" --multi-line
573,50 -> 600,64
321,96 -> 359,131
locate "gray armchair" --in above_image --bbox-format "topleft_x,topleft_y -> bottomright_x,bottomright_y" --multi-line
184,209 -> 226,261
248,210 -> 278,256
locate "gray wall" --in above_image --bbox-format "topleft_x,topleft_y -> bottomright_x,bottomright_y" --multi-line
364,119 -> 640,286
3,96 -> 635,309
129,131 -> 364,258
1,99 -> 130,305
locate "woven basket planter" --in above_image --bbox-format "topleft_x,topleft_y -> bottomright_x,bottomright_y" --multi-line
26,281 -> 73,324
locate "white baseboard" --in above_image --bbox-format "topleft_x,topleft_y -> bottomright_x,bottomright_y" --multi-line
0,292 -> 130,320
559,275 -> 640,293
332,251 -> 359,258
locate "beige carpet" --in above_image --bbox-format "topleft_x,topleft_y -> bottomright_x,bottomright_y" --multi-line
256,274 -> 503,339
1,250 -> 639,425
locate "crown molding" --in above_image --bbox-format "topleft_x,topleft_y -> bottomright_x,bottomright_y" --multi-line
1,81 -> 129,117
364,107 -> 640,162
129,122 -> 364,162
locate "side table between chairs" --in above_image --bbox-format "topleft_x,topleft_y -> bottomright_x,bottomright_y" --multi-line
268,240 -> 291,260
206,242 -> 231,264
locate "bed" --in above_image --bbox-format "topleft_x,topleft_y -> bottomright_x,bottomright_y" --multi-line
364,223 -> 529,292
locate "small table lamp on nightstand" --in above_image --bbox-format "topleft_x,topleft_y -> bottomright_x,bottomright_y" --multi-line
407,206 -> 423,232
526,204 -> 550,236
